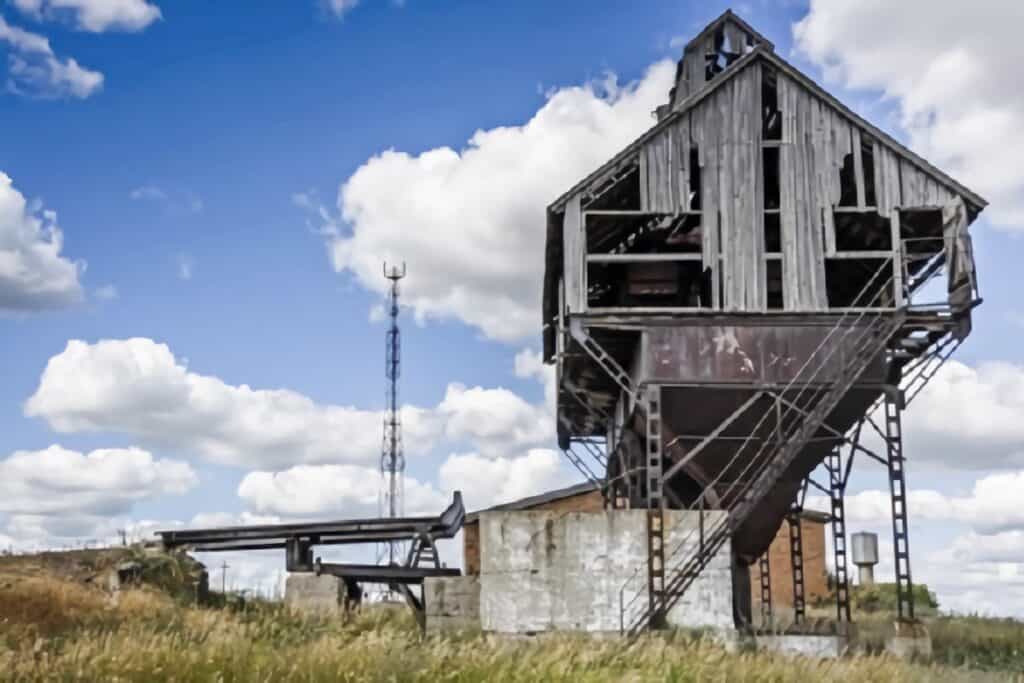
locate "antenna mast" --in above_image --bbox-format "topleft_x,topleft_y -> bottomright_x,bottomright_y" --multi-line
380,262 -> 406,567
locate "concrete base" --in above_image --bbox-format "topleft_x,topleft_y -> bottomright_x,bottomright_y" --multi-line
883,621 -> 932,659
424,576 -> 480,634
285,573 -> 343,615
478,509 -> 734,635
756,634 -> 848,659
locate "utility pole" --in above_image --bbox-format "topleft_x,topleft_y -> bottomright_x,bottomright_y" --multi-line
220,560 -> 230,594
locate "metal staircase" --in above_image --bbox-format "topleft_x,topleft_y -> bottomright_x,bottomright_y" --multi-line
620,261 -> 907,636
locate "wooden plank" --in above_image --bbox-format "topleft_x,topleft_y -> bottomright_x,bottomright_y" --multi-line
852,127 -> 866,209
562,193 -> 584,313
638,146 -> 650,209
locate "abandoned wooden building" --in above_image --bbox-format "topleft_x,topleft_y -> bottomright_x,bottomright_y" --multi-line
542,10 -> 984,633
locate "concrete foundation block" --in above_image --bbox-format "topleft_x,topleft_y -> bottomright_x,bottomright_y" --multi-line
756,634 -> 849,658
424,575 -> 480,633
285,573 -> 343,615
478,509 -> 734,635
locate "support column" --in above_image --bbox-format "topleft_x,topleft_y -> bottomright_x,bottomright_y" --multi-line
645,385 -> 666,628
759,553 -> 773,629
788,504 -> 806,626
826,447 -> 851,624
884,389 -> 915,620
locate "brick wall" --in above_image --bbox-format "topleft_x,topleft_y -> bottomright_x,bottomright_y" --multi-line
463,489 -> 604,575
749,517 -> 829,609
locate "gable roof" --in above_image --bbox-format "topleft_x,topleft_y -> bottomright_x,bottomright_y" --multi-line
464,481 -> 600,522
548,45 -> 987,214
680,9 -> 775,57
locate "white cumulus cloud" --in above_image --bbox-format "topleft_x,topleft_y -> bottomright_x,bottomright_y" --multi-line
12,0 -> 162,33
238,465 -> 448,519
439,449 -> 574,513
0,444 -> 196,518
0,171 -> 85,311
0,16 -> 103,98
794,0 -> 1024,227
318,60 -> 675,341
24,338 -> 444,469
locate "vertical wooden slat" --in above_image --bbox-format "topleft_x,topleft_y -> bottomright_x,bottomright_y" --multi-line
562,193 -> 584,313
852,127 -> 866,209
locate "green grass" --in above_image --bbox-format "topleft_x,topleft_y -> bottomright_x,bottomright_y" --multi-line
0,568 -> 1021,681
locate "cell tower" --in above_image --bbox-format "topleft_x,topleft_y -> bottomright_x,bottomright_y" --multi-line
380,262 -> 406,567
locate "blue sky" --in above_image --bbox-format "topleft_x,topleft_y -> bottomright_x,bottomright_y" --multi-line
2,0 -> 1024,612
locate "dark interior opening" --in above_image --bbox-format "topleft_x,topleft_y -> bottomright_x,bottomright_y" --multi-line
587,213 -> 702,255
587,260 -> 710,308
833,211 -> 892,251
689,146 -> 702,210
838,153 -> 857,207
861,137 -> 877,207
765,260 -> 783,310
825,258 -> 893,308
704,25 -> 745,81
764,213 -> 781,253
763,147 -> 780,210
582,164 -> 641,212
762,67 -> 780,140
900,208 -> 945,289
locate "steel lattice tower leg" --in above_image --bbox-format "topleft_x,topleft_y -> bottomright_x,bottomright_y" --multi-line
885,391 -> 915,620
759,553 -> 773,629
826,447 -> 851,623
645,385 -> 666,628
788,505 -> 806,625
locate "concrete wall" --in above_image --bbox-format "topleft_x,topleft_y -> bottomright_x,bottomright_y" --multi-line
749,517 -> 829,609
463,489 -> 605,575
478,509 -> 733,634
424,576 -> 480,634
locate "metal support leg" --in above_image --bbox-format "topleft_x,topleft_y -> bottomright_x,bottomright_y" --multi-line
885,390 -> 915,621
788,505 -> 806,625
826,447 -> 851,624
645,385 -> 665,628
759,553 -> 773,629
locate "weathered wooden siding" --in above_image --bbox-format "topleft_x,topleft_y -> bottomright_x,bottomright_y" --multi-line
574,59 -> 972,316
688,65 -> 765,311
777,71 -> 841,310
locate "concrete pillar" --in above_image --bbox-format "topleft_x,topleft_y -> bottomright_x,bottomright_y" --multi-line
424,576 -> 480,633
285,573 -> 344,615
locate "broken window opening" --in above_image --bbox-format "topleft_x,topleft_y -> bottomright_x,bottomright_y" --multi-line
689,146 -> 702,211
704,26 -> 743,81
899,208 -> 945,291
764,213 -> 781,253
763,147 -> 780,211
587,261 -> 710,309
833,211 -> 892,251
762,67 -> 781,140
587,213 -> 702,255
838,153 -> 857,207
765,260 -> 784,310
824,258 -> 893,308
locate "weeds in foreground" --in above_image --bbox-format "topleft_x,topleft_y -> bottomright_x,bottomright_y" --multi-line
0,573 -> 1019,681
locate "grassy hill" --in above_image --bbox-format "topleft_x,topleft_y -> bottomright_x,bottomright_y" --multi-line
0,552 -> 1021,681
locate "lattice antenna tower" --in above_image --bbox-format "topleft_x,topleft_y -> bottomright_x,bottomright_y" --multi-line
380,262 -> 407,566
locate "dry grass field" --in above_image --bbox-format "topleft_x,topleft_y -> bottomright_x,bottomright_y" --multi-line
0,552 -> 1021,681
